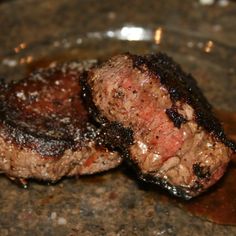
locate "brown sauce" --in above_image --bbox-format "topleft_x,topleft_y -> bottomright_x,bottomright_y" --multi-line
28,58 -> 236,225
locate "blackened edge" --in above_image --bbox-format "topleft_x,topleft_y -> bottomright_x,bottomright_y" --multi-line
165,107 -> 187,128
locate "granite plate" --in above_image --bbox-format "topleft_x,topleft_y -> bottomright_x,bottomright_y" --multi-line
0,1 -> 236,235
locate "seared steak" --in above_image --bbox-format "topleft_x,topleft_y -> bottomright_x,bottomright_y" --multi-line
82,53 -> 236,199
0,61 -> 121,182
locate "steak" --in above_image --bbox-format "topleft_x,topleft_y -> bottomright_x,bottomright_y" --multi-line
0,61 -> 121,183
82,53 -> 236,199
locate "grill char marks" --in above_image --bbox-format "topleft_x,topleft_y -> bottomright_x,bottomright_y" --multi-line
0,61 -> 121,182
83,53 -> 235,199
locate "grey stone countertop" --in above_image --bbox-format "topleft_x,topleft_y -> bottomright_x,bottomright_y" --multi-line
0,0 -> 235,235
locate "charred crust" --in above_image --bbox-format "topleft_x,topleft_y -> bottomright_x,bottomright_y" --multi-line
193,163 -> 211,179
81,72 -> 134,152
165,107 -> 187,128
80,71 -> 108,125
0,120 -> 74,157
140,173 -> 193,200
0,98 -> 78,157
97,122 -> 134,151
130,52 -> 236,152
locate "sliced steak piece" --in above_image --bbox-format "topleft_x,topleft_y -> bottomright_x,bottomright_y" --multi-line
82,53 -> 236,199
0,61 -> 121,182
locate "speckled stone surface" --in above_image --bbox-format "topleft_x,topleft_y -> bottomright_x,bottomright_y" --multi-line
0,0 -> 236,235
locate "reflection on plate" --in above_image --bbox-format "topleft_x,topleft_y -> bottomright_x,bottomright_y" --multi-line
1,25 -> 235,111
